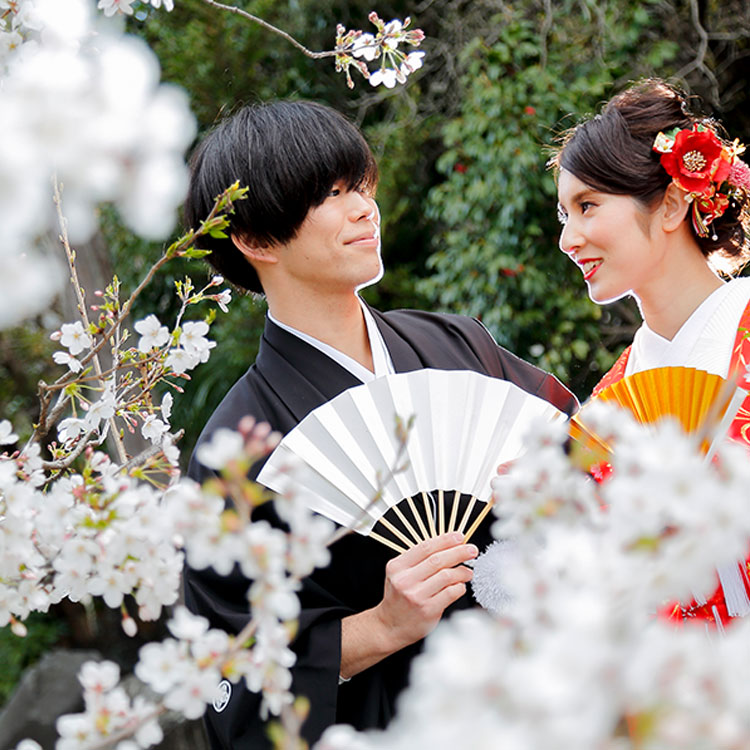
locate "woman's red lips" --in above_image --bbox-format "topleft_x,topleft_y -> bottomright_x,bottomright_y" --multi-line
579,258 -> 602,281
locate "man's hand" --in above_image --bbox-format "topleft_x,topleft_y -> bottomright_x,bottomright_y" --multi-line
340,532 -> 478,679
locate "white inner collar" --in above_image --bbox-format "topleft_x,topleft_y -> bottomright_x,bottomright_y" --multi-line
627,278 -> 750,377
268,297 -> 395,383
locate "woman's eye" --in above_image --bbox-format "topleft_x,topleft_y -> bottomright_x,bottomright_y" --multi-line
580,201 -> 594,213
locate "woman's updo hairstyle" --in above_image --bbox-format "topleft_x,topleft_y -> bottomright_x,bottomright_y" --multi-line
551,78 -> 750,274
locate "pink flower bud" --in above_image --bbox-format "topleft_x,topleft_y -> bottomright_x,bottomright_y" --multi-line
121,613 -> 138,637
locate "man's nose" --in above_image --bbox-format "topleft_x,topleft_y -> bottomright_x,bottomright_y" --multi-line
350,192 -> 378,223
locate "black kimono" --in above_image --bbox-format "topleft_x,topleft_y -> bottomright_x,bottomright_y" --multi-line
184,307 -> 577,749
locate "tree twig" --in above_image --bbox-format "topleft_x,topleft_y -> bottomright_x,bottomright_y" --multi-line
199,0 -> 336,59
674,0 -> 720,106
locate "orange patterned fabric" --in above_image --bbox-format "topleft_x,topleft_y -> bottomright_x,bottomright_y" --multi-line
591,346 -> 631,398
592,299 -> 750,626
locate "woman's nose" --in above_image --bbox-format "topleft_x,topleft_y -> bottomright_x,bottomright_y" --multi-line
559,219 -> 579,256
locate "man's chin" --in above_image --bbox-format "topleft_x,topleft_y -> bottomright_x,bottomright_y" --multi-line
356,262 -> 385,292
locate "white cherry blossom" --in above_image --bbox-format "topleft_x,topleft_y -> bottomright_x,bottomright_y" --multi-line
161,392 -> 174,420
0,0 -> 195,329
196,427 -> 245,470
84,387 -> 117,428
13,740 -> 42,750
401,50 -> 425,74
96,0 -> 135,17
78,660 -> 120,694
134,314 -> 170,352
0,419 -> 18,445
52,350 -> 83,372
352,33 -> 378,61
57,417 -> 87,444
180,319 -> 216,362
215,288 -> 232,312
59,321 -> 92,355
165,347 -> 200,374
167,606 -> 210,641
141,414 -> 168,443
369,67 -> 398,88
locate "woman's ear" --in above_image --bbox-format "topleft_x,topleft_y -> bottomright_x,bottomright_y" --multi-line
231,234 -> 279,266
661,183 -> 691,233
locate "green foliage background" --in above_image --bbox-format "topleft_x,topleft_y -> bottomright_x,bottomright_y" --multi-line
117,0 -> 748,452
5,0 -> 750,458
420,1 -> 680,394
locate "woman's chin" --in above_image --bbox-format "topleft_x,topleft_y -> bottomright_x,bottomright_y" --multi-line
586,284 -> 629,306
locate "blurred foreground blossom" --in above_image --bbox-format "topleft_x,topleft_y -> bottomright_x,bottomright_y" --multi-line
0,0 -> 196,328
320,407 -> 750,750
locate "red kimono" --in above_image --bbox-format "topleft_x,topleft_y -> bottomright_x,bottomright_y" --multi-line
591,299 -> 750,626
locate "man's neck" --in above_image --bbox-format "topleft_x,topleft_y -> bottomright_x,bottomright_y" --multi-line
268,292 -> 375,372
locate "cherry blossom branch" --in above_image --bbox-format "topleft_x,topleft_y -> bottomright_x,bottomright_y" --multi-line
197,3 -> 425,89
53,177 -> 128,463
33,184 -> 245,443
40,427 -> 99,472
121,429 -> 184,475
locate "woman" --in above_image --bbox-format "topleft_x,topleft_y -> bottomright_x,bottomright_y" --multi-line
552,79 -> 750,626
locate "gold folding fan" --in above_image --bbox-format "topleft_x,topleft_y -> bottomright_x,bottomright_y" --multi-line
570,366 -> 748,467
258,369 -> 565,554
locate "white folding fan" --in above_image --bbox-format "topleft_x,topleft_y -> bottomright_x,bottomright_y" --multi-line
257,369 -> 565,553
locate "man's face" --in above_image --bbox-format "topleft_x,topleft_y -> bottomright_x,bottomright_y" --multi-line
276,181 -> 383,294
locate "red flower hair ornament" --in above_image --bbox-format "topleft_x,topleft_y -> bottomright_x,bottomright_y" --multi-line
653,125 -> 749,239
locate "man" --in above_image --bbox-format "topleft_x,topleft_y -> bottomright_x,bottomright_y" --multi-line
183,100 -> 577,748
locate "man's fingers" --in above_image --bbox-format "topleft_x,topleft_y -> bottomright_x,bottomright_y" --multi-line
419,562 -> 474,599
431,582 -> 468,613
386,531 -> 472,575
391,532 -> 467,569
387,534 -> 478,592
411,540 -> 478,581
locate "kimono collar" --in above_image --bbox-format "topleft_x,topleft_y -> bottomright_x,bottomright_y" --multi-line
256,305 -> 421,425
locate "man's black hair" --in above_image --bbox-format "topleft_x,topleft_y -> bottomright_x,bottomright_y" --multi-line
184,100 -> 379,294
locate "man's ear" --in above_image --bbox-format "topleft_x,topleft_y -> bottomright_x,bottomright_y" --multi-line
661,182 -> 691,233
231,234 -> 279,266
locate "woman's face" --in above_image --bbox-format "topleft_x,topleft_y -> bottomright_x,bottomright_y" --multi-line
557,169 -> 661,304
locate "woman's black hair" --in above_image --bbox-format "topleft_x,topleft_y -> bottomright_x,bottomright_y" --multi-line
550,79 -> 750,273
184,100 -> 379,294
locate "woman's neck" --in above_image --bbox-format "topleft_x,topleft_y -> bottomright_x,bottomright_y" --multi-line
636,250 -> 723,340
